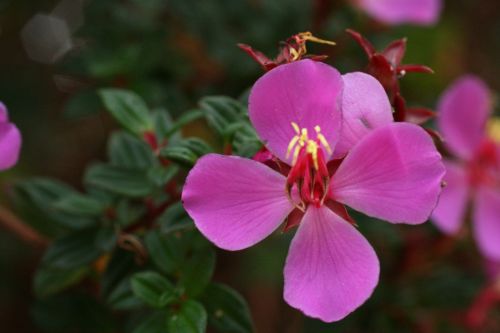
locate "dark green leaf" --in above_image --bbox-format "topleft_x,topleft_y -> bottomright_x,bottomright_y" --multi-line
107,277 -> 143,311
131,271 -> 177,308
145,231 -> 184,275
15,178 -> 95,232
53,193 -> 105,216
108,131 -> 155,169
164,109 -> 204,137
152,107 -> 181,140
148,164 -> 179,186
160,138 -> 212,167
179,247 -> 216,297
232,122 -> 262,157
201,283 -> 254,333
115,199 -> 146,227
85,164 -> 155,197
99,88 -> 153,135
34,266 -> 89,298
41,228 -> 103,269
199,96 -> 246,138
157,202 -> 194,234
168,300 -> 207,333
132,312 -> 167,333
100,249 -> 136,297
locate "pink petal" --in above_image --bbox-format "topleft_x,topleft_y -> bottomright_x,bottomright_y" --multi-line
356,0 -> 442,26
431,161 -> 469,234
0,122 -> 22,170
283,206 -> 379,322
249,59 -> 343,162
182,154 -> 293,251
437,76 -> 492,160
331,123 -> 445,224
333,72 -> 393,159
473,187 -> 500,260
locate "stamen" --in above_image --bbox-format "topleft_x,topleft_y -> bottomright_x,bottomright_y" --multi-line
298,31 -> 336,46
291,122 -> 301,134
289,47 -> 300,61
316,133 -> 332,155
292,145 -> 301,166
286,135 -> 300,159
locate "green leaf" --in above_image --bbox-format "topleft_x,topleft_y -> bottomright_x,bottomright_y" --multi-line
99,88 -> 153,135
15,178 -> 96,232
148,164 -> 179,187
133,312 -> 167,333
108,131 -> 155,169
53,193 -> 105,216
130,271 -> 177,308
115,199 -> 146,227
145,231 -> 184,275
41,228 -> 103,269
85,164 -> 155,197
107,277 -> 143,311
152,108 -> 181,140
168,300 -> 207,333
160,138 -> 212,167
199,96 -> 246,138
201,283 -> 254,333
157,202 -> 194,234
34,266 -> 89,298
163,109 -> 204,138
232,121 -> 262,157
179,247 -> 216,297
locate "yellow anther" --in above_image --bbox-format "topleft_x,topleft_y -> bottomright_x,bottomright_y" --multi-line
286,122 -> 333,167
487,118 -> 500,143
301,128 -> 309,141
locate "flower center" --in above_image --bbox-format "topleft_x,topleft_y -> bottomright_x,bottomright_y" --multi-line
285,122 -> 332,210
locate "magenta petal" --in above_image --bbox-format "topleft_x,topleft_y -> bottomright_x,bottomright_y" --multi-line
437,76 -> 492,159
431,161 -> 469,234
332,123 -> 445,224
182,154 -> 293,251
0,122 -> 22,170
473,187 -> 500,260
249,59 -> 343,162
356,0 -> 442,26
333,72 -> 393,159
284,206 -> 379,322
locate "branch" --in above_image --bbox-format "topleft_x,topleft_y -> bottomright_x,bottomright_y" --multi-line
0,204 -> 49,248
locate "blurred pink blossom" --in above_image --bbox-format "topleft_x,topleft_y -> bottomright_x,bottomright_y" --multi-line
432,76 -> 500,260
182,60 -> 445,322
354,0 -> 442,26
0,102 -> 21,171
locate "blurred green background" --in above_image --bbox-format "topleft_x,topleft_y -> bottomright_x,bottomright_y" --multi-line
1,0 -> 499,332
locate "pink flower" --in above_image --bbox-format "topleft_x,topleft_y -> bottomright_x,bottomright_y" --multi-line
432,76 -> 500,260
354,0 -> 442,26
0,102 -> 21,171
182,60 -> 445,322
